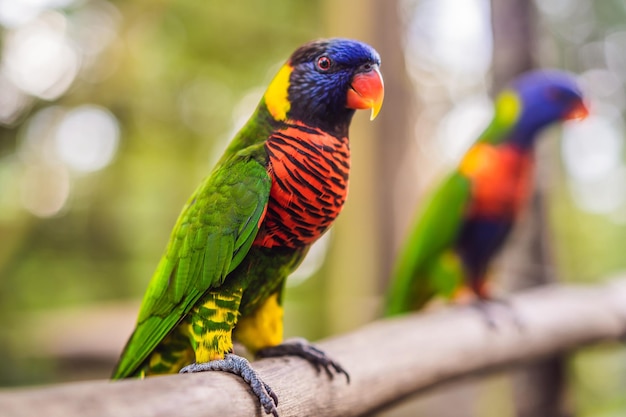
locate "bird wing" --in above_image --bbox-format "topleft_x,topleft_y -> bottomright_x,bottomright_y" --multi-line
112,151 -> 270,378
385,172 -> 471,315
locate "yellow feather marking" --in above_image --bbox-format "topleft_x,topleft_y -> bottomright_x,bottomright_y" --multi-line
187,290 -> 241,364
195,330 -> 233,363
141,326 -> 194,376
493,89 -> 521,128
149,352 -> 163,366
235,293 -> 283,354
264,64 -> 292,121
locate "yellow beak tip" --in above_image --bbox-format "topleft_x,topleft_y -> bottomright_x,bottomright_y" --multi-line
369,102 -> 383,121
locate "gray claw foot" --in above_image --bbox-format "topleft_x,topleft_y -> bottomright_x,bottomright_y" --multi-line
472,297 -> 524,331
180,354 -> 279,417
257,337 -> 350,383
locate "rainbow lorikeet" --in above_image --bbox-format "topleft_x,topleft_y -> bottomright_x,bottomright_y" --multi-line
111,38 -> 384,416
385,70 -> 587,318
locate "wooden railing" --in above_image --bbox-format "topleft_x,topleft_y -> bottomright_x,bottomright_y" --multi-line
2,276 -> 626,417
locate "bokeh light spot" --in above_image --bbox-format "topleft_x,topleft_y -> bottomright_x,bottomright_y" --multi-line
54,105 -> 120,173
436,94 -> 493,165
405,0 -> 492,77
3,12 -> 79,100
562,114 -> 623,183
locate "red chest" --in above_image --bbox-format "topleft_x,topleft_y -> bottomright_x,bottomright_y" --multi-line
254,122 -> 350,248
460,143 -> 534,219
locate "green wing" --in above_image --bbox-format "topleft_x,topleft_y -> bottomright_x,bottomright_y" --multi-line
385,172 -> 471,316
112,151 -> 270,378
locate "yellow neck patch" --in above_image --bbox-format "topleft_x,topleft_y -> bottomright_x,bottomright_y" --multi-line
264,63 -> 293,121
477,89 -> 522,145
494,89 -> 521,128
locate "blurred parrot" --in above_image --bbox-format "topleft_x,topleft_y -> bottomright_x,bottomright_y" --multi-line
111,38 -> 384,416
385,70 -> 587,318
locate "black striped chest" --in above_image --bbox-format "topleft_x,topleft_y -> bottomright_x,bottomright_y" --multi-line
255,122 -> 350,248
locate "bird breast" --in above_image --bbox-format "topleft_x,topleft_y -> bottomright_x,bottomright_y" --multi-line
460,143 -> 534,219
255,121 -> 351,248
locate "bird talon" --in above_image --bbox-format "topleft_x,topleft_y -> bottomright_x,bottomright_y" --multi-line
179,354 -> 279,416
257,339 -> 350,384
263,381 -> 279,406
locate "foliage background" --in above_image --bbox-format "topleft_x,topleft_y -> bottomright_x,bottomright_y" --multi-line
0,0 -> 624,416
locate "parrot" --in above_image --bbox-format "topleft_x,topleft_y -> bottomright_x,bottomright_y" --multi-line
385,70 -> 587,319
111,38 -> 384,417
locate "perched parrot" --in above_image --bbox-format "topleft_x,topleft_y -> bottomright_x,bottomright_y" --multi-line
112,38 -> 384,416
385,70 -> 587,318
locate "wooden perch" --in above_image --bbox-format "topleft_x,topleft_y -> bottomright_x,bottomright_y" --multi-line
3,276 -> 626,417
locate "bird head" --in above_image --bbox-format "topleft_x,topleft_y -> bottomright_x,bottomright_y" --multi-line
493,70 -> 588,148
263,38 -> 384,136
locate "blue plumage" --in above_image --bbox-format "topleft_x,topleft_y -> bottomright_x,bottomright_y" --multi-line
507,70 -> 586,149
287,38 -> 382,135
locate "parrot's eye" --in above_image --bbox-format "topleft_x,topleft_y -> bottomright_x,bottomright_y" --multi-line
316,56 -> 332,72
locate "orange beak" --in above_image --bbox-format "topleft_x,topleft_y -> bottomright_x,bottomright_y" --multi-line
566,100 -> 589,121
346,67 -> 384,120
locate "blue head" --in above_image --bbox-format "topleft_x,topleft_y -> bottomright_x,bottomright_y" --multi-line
264,38 -> 384,137
505,70 -> 587,148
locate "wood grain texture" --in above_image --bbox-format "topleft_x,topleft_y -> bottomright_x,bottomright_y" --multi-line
3,277 -> 626,417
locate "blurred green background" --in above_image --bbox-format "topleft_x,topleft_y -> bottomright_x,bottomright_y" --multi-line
0,0 -> 625,416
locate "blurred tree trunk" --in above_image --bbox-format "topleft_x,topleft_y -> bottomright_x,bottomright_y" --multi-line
491,1 -> 570,417
321,0 -> 381,334
490,0 -> 536,93
372,0 -> 415,289
322,0 -> 413,334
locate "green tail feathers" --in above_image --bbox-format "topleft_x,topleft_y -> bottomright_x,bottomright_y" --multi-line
385,173 -> 470,316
